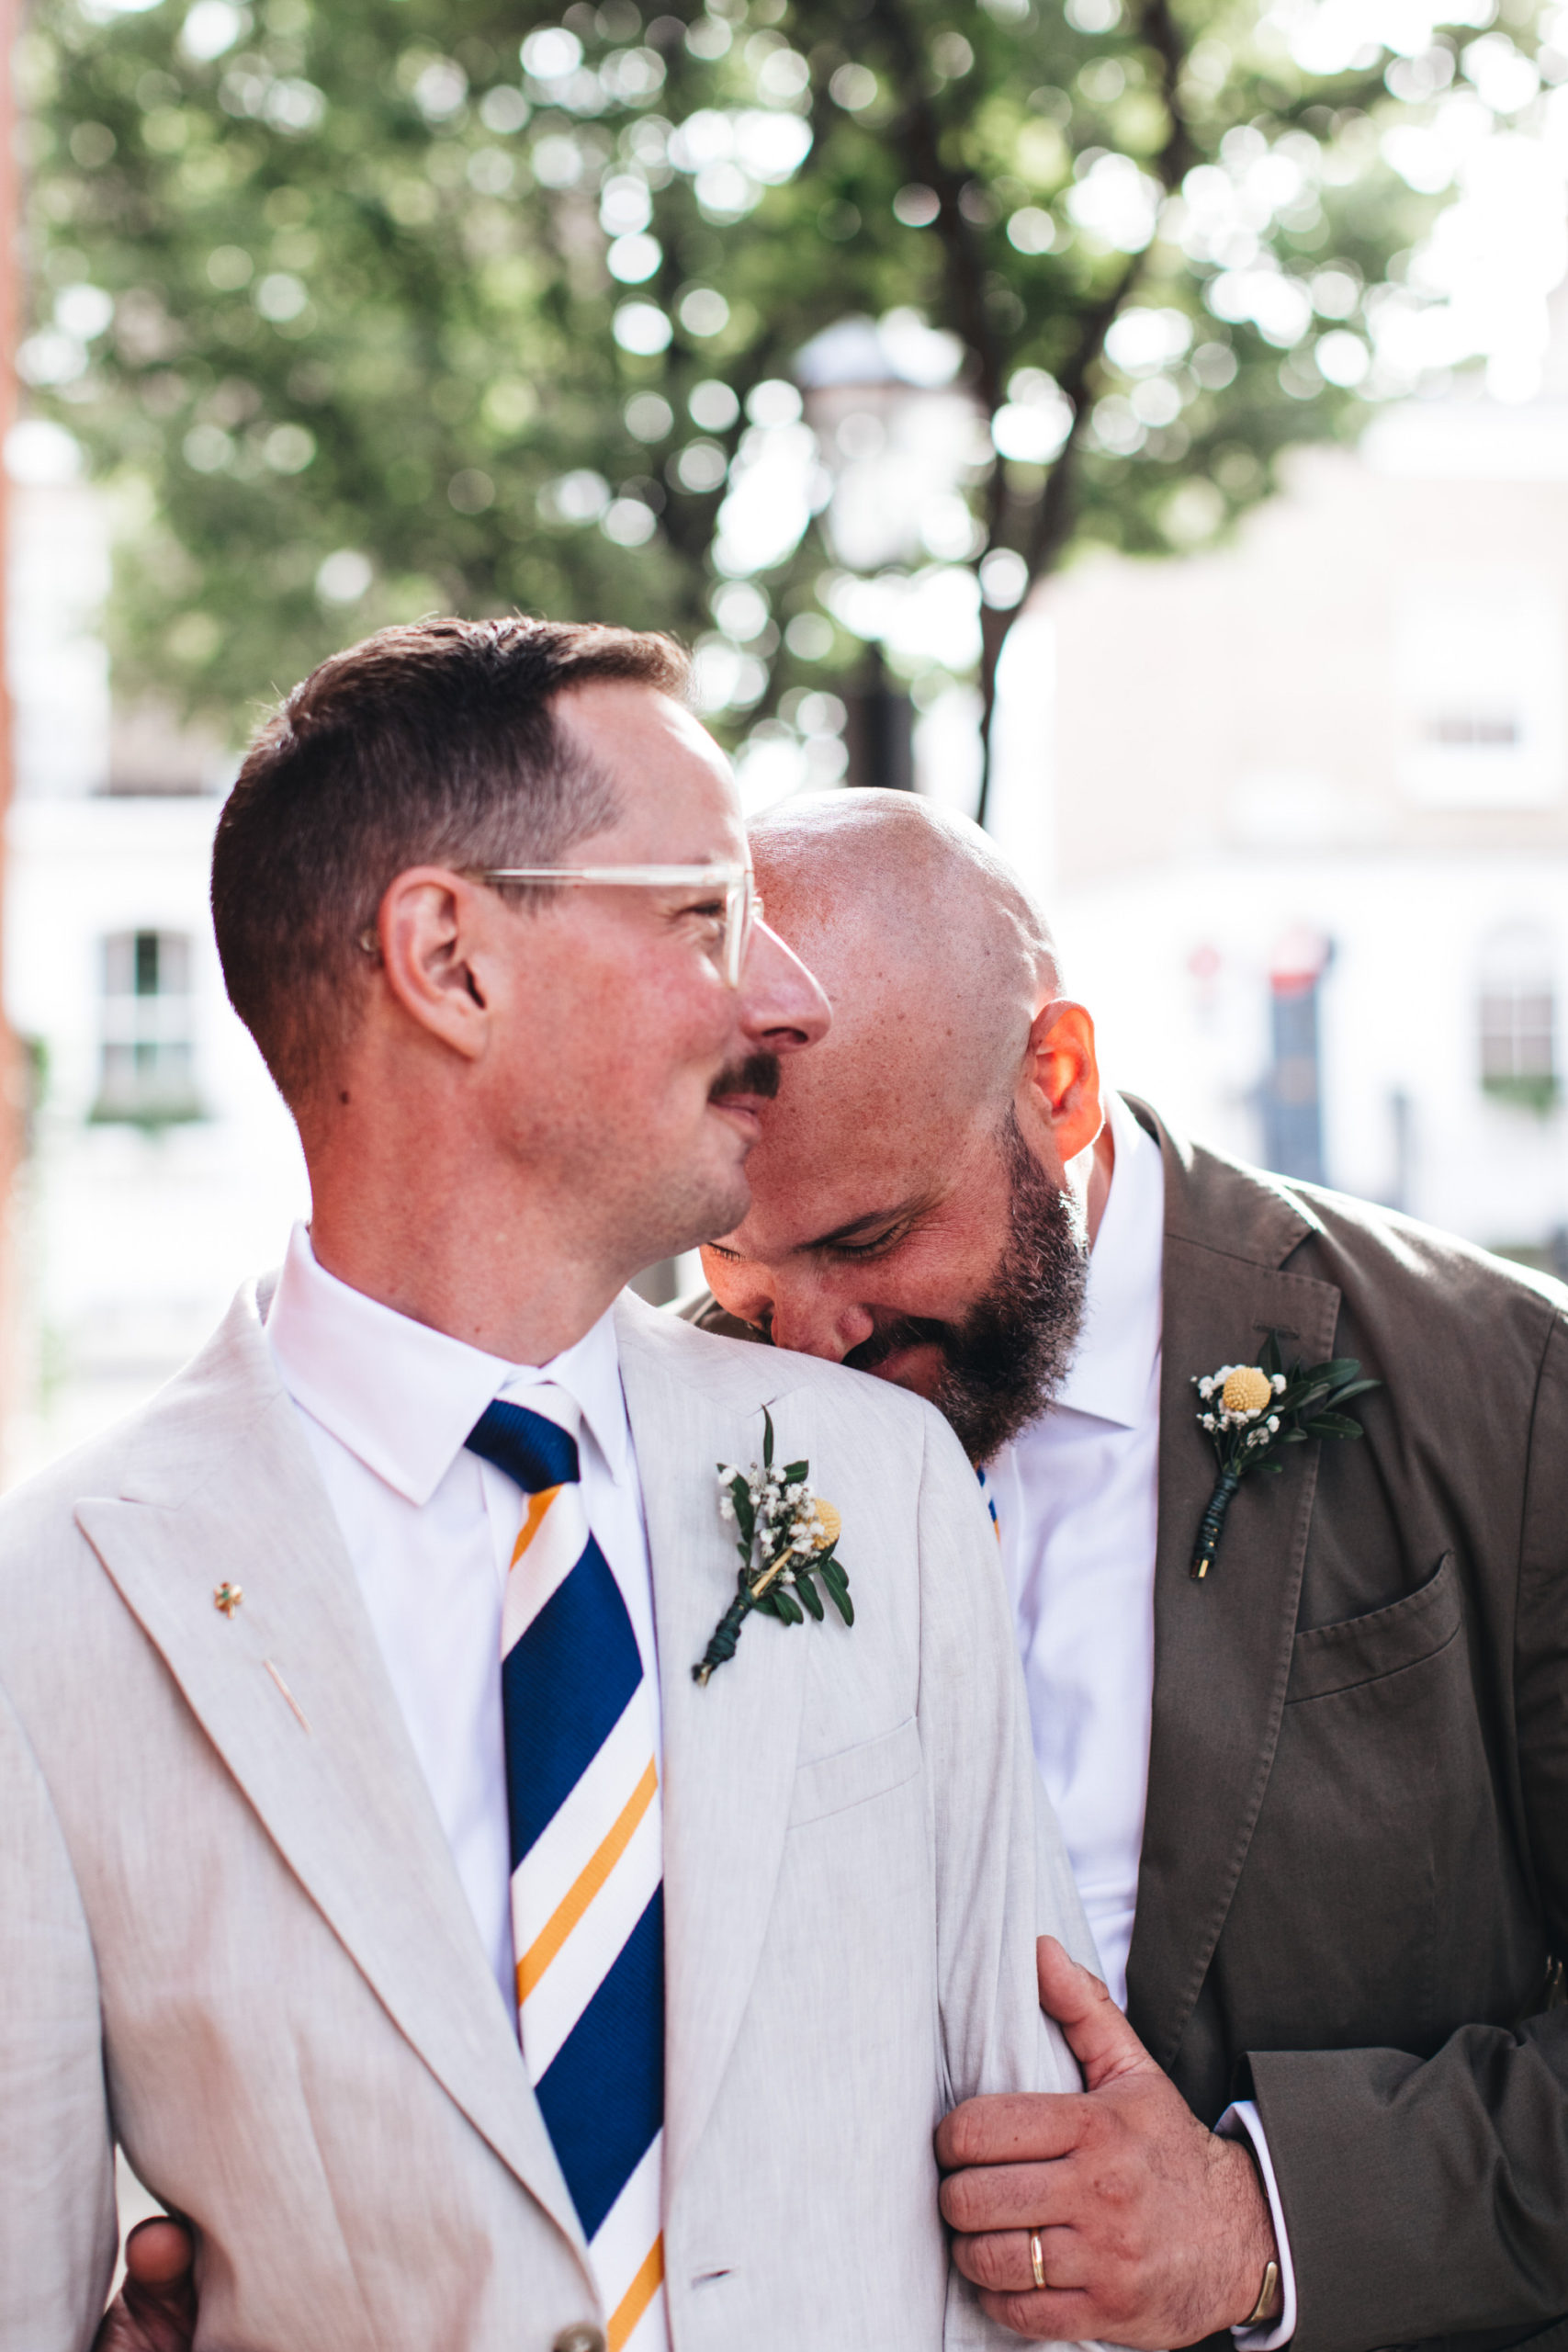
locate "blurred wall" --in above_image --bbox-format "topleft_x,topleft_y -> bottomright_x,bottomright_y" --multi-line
1033,388 -> 1568,1260
3,442 -> 308,1482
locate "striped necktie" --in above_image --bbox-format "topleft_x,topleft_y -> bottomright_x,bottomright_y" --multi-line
467,1391 -> 667,2352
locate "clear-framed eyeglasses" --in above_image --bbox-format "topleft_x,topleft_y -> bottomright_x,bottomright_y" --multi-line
480,862 -> 759,989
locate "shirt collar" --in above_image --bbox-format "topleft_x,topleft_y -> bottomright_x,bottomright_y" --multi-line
264,1222 -> 634,1507
1051,1088 -> 1166,1430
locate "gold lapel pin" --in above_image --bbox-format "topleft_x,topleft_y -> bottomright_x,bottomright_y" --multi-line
213,1582 -> 243,1617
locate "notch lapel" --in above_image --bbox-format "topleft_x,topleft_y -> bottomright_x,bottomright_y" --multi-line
75,1295 -> 590,2275
615,1296 -> 810,2201
1123,1110 -> 1341,2070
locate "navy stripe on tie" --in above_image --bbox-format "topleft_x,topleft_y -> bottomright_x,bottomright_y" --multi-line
468,1399 -> 580,1494
500,1537 -> 643,1864
536,1885 -> 664,2241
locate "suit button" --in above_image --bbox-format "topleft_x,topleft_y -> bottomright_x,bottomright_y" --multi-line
552,2330 -> 605,2352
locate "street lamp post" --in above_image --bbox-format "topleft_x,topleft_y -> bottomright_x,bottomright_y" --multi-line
795,311 -> 978,796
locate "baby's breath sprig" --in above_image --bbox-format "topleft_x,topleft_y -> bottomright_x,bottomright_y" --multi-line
694,1407 -> 852,1687
1190,1329 -> 1381,1579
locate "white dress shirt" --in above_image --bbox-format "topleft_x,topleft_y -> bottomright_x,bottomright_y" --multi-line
264,1222 -> 660,2009
991,1086 -> 1163,2014
990,1091 -> 1296,2347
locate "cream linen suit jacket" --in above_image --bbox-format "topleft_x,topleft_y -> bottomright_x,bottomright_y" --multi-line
0,1280 -> 1096,2352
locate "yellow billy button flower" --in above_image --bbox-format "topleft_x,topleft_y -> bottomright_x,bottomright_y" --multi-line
1221,1366 -> 1274,1417
812,1500 -> 842,1551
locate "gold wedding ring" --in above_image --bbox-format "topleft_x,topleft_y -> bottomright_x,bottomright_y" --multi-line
1029,2230 -> 1047,2291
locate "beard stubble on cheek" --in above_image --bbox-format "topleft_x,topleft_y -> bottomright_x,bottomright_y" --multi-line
843,1109 -> 1089,1467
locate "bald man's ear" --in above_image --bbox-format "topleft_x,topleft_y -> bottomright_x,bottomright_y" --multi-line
1018,1001 -> 1103,1171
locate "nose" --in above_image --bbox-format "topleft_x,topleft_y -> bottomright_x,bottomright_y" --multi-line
768,1272 -> 874,1365
738,918 -> 830,1056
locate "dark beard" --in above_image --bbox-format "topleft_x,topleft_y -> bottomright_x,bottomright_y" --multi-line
844,1110 -> 1089,1464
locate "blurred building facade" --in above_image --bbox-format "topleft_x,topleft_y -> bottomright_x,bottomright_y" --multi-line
1032,385 -> 1568,1266
3,424 -> 307,1481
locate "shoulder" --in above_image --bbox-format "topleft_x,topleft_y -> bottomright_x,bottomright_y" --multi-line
614,1287 -> 966,1471
1142,1096 -> 1567,1333
0,1279 -> 279,1601
1139,1098 -> 1568,1419
1291,1178 -> 1567,1322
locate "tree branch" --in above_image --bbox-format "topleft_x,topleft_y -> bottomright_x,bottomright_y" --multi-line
976,0 -> 1199,822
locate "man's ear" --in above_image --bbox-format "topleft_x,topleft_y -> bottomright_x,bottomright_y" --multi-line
1019,1000 -> 1102,1168
373,866 -> 495,1061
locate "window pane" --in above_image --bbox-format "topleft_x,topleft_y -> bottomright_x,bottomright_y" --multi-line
95,930 -> 199,1123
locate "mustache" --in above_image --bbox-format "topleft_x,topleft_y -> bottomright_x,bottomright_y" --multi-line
844,1316 -> 952,1374
708,1052 -> 781,1105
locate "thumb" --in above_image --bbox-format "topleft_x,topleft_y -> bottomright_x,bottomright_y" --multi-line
1036,1935 -> 1156,2090
123,2219 -> 195,2294
93,2218 -> 197,2352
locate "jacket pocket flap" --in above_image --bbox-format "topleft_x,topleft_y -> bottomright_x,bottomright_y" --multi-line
789,1715 -> 921,1828
1287,1552 -> 1461,1703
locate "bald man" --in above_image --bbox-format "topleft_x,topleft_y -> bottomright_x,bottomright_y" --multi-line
689,793 -> 1568,2352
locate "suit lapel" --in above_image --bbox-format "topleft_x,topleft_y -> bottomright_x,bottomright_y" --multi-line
615,1295 -> 809,2201
75,1290 -> 590,2275
1122,1107 -> 1341,2069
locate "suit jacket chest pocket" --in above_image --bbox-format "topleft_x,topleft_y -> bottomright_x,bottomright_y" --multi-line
1220,1555 -> 1515,2057
788,1715 -> 922,1829
1285,1550 -> 1462,1702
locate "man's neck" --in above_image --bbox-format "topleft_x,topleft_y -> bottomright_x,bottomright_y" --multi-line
306,1164 -> 625,1367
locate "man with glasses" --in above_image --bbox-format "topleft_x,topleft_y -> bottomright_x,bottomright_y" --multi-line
0,618 -> 1100,2352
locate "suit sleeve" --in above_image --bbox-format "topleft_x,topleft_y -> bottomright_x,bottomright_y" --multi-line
1247,1309 -> 1568,2352
0,1671 -> 117,2352
908,1408 -> 1102,2352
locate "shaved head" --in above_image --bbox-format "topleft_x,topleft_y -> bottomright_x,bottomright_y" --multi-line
750,790 -> 1061,1125
705,789 -> 1095,1463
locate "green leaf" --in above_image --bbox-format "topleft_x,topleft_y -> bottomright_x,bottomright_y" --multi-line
1325,1378 -> 1382,1407
822,1571 -> 860,1627
1310,1358 -> 1363,1385
773,1587 -> 803,1625
782,1460 -> 808,1485
1260,1330 -> 1284,1379
761,1408 -> 774,1471
1305,1412 -> 1365,1438
795,1571 -> 825,1621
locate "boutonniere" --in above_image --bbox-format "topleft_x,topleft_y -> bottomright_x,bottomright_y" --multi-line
693,1408 -> 853,1686
1190,1329 -> 1381,1579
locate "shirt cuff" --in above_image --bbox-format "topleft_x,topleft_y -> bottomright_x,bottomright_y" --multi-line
1215,2099 -> 1297,2349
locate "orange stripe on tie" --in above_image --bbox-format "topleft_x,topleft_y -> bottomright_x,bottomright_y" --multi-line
510,1485 -> 560,1568
608,2234 -> 664,2352
516,1756 -> 659,2003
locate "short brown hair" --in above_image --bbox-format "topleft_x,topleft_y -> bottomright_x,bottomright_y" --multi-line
211,616 -> 688,1107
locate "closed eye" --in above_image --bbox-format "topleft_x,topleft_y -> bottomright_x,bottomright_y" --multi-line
822,1226 -> 908,1261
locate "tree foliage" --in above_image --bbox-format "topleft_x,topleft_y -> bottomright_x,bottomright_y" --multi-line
21,0 -> 1504,806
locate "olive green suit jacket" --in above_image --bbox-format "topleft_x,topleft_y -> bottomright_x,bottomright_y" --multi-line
693,1097 -> 1568,2352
